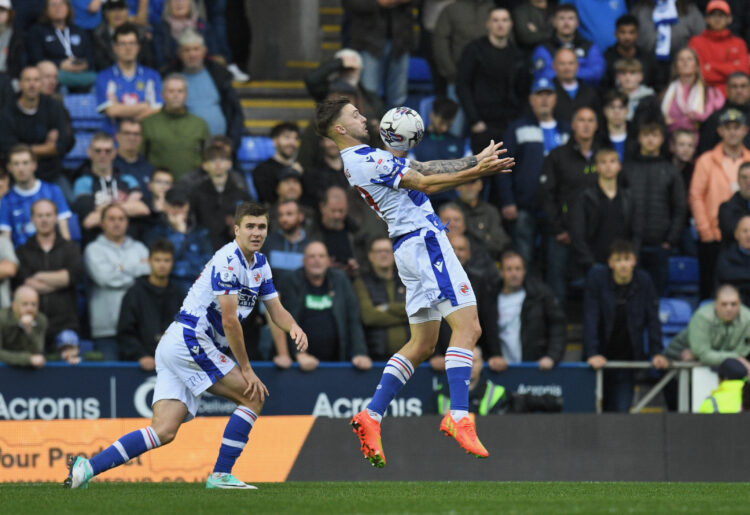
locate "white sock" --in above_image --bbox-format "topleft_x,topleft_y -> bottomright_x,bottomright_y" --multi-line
451,409 -> 468,421
366,409 -> 383,423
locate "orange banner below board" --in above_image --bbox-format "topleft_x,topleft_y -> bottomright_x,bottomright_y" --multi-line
0,416 -> 315,483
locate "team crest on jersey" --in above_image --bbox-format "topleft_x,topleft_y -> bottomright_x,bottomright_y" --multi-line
344,168 -> 351,179
458,283 -> 472,296
254,272 -> 261,282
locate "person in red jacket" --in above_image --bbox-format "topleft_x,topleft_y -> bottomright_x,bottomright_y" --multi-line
688,0 -> 749,97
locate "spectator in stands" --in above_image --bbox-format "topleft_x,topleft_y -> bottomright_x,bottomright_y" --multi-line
488,249 -> 566,372
457,7 -> 528,154
622,122 -> 686,294
615,58 -> 659,124
188,141 -> 249,250
274,241 -> 371,371
301,136 -> 350,208
261,199 -> 312,282
345,0 -> 413,108
0,66 -> 73,189
117,238 -> 182,370
72,132 -> 148,243
0,286 -> 47,368
698,72 -> 750,155
716,215 -> 750,306
271,167 -> 314,228
114,118 -> 153,191
551,47 -> 601,125
719,162 -> 750,243
92,0 -> 154,71
152,0 -> 218,70
0,0 -> 23,78
584,239 -> 668,412
143,187 -> 211,294
438,203 -> 496,280
14,199 -> 83,357
353,236 -> 409,361
570,148 -> 639,277
603,15 -> 660,91
600,90 -> 634,164
561,0 -> 626,52
37,61 -> 60,97
164,29 -> 244,151
0,145 -> 72,246
0,234 -> 16,310
665,285 -> 750,367
201,0 -> 249,82
539,106 -> 600,303
698,358 -> 747,413
661,47 -> 724,138
500,77 -> 570,266
315,186 -> 359,279
27,0 -> 96,90
531,3 -> 605,86
688,0 -> 749,97
632,0 -> 704,79
140,73 -> 210,180
252,122 -> 302,206
455,178 -> 510,261
177,138 -> 246,195
513,0 -> 554,52
304,49 -> 384,124
96,23 -> 162,134
144,168 -> 172,216
691,108 -> 750,299
84,203 -> 149,360
670,129 -> 698,216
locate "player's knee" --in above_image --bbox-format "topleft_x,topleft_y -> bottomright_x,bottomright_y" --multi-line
240,397 -> 264,414
456,320 -> 482,344
155,426 -> 178,445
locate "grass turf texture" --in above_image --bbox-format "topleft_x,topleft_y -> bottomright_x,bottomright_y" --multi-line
3,482 -> 750,514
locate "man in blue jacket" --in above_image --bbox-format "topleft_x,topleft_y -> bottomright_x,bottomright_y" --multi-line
583,239 -> 668,412
499,77 -> 570,266
531,3 -> 605,86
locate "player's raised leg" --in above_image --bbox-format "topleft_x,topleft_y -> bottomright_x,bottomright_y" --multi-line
204,367 -> 266,489
63,399 -> 186,489
351,319 -> 440,467
439,305 -> 488,458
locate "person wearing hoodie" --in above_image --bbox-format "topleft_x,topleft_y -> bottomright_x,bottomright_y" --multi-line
117,238 -> 183,370
84,204 -> 150,360
689,0 -> 749,97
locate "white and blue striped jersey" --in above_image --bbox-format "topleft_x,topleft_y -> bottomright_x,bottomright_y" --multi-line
340,144 -> 445,238
175,240 -> 277,350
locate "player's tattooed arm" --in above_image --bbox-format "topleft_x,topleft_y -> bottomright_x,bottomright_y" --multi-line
409,156 -> 478,176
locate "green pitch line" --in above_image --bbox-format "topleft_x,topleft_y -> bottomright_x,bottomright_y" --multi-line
3,481 -> 750,514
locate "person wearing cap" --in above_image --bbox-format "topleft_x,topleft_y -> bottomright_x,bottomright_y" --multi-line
143,186 -> 212,295
698,72 -> 750,155
698,358 -> 747,413
457,7 -> 529,155
0,0 -> 24,78
690,108 -> 750,299
689,0 -> 749,98
551,47 -> 601,125
92,0 -> 154,71
0,285 -> 47,367
14,198 -> 83,359
499,76 -> 570,267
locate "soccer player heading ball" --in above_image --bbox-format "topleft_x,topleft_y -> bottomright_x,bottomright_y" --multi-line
64,202 -> 308,489
315,99 -> 514,466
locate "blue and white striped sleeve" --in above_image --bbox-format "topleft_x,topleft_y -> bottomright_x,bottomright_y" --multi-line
259,262 -> 278,301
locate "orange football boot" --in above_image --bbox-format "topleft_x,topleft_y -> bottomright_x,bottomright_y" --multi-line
440,413 -> 489,458
351,410 -> 386,468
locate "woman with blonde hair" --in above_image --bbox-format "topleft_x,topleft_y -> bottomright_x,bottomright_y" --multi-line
661,47 -> 724,138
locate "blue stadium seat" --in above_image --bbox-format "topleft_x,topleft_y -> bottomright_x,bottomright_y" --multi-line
659,297 -> 692,335
63,132 -> 93,169
418,95 -> 434,127
63,93 -> 105,130
666,256 -> 699,295
237,136 -> 274,171
408,57 -> 433,94
67,213 -> 82,242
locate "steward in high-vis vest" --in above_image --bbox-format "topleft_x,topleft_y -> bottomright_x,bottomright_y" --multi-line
436,376 -> 509,416
698,358 -> 748,414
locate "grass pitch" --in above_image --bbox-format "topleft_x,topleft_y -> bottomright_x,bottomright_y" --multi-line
3,481 -> 749,514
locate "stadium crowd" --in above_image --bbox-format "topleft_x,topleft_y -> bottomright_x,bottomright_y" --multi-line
2,0 -> 750,412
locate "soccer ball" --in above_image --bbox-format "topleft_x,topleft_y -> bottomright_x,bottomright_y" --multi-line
379,107 -> 424,152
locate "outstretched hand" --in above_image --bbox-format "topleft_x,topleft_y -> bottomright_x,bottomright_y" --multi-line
478,155 -> 515,176
476,139 -> 508,162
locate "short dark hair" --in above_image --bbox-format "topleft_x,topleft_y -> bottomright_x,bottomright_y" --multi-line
738,161 -> 750,177
149,238 -> 175,257
500,249 -> 524,265
638,121 -> 665,137
234,201 -> 268,223
368,236 -> 392,252
728,71 -> 750,84
615,14 -> 638,29
671,128 -> 695,143
270,121 -> 300,139
206,134 -> 233,151
431,97 -> 459,121
113,22 -> 140,43
603,89 -> 628,108
7,144 -> 36,163
614,57 -> 642,74
608,239 -> 634,257
595,147 -> 619,163
164,186 -> 190,206
314,98 -> 350,137
202,143 -> 231,162
554,3 -> 578,16
117,118 -> 140,132
320,185 -> 347,206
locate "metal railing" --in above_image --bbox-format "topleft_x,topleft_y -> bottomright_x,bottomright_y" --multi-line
595,361 -> 700,414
